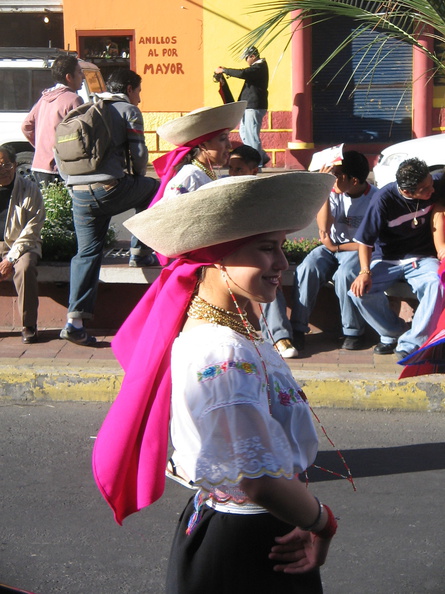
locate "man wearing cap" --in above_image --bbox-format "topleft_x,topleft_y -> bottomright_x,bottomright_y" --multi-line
214,47 -> 269,167
291,151 -> 377,351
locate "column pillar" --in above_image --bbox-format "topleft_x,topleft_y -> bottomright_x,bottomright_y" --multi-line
286,11 -> 314,169
412,26 -> 434,138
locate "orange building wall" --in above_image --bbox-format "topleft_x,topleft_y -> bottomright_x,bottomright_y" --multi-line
63,0 -> 293,166
64,0 -> 205,112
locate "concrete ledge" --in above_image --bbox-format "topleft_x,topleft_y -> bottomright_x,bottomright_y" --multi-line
1,261 -> 418,330
35,262 -> 420,296
37,262 -> 162,284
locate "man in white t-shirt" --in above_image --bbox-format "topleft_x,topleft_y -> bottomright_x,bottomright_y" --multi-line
291,151 -> 378,350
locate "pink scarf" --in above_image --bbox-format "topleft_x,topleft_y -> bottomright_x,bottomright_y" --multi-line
92,239 -> 248,524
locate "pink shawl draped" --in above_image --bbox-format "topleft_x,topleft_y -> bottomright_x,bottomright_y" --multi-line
92,239 -> 248,524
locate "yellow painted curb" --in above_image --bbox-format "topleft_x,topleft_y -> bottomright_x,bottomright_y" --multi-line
0,365 -> 444,411
296,375 -> 445,412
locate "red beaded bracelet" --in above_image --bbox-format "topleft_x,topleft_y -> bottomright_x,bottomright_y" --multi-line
313,504 -> 338,539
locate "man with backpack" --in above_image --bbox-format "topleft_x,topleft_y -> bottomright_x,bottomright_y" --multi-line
58,69 -> 159,346
21,54 -> 84,185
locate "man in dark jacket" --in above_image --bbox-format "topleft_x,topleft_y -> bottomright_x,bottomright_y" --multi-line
214,46 -> 269,167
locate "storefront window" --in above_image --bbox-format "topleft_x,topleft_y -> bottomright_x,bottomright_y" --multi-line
78,33 -> 133,81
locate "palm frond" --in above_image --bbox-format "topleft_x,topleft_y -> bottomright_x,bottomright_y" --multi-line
235,0 -> 445,77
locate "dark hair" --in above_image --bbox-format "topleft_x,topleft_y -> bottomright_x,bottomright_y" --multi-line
230,145 -> 261,167
51,55 -> 79,84
0,144 -> 16,163
396,158 -> 430,192
340,151 -> 370,184
241,46 -> 260,60
106,69 -> 142,94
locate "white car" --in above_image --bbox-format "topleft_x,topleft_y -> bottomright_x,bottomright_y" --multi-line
0,47 -> 106,178
373,133 -> 445,188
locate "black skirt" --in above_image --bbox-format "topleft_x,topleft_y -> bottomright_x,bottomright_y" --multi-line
166,496 -> 323,594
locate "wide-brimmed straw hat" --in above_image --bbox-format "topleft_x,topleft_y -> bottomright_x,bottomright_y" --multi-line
124,172 -> 334,258
157,101 -> 247,146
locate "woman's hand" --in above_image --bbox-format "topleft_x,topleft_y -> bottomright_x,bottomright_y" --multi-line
269,527 -> 332,574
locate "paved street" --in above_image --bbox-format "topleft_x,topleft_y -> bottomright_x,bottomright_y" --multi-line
1,404 -> 444,594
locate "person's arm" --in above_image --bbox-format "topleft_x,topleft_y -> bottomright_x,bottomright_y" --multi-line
350,243 -> 373,296
432,204 -> 445,261
21,105 -> 37,147
316,198 -> 332,239
214,65 -> 245,80
126,106 -> 148,176
5,178 -> 45,263
240,475 -> 335,573
317,194 -> 360,253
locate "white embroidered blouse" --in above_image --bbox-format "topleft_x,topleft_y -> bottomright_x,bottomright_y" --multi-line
161,164 -> 212,202
170,324 -> 319,504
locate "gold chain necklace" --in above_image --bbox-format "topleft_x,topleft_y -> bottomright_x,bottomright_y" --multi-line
191,159 -> 217,181
398,187 -> 420,226
407,199 -> 420,226
187,294 -> 258,338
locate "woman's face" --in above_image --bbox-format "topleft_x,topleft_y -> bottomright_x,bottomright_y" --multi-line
220,231 -> 289,307
200,130 -> 232,167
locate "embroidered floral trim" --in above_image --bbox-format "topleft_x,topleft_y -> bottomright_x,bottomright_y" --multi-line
274,380 -> 307,406
197,359 -> 258,383
171,184 -> 189,194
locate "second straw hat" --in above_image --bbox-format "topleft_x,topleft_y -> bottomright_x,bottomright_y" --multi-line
157,101 -> 247,146
124,171 -> 334,258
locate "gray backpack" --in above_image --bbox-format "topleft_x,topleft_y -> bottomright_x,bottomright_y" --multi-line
55,98 -> 114,176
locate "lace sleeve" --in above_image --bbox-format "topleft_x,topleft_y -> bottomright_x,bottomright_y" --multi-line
195,402 -> 294,490
186,349 -> 294,489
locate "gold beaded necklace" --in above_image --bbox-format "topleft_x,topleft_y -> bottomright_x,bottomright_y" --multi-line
191,158 -> 217,181
187,294 -> 258,338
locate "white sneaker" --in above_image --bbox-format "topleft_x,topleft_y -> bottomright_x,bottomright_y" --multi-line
275,338 -> 299,359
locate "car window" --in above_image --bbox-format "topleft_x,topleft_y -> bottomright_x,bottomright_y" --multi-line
0,68 -> 53,111
83,69 -> 107,95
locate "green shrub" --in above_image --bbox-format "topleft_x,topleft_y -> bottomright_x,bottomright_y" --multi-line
282,237 -> 321,264
40,182 -> 115,262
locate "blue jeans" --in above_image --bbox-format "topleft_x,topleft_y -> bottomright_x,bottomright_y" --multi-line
291,246 -> 365,337
260,289 -> 292,344
68,174 -> 159,319
348,257 -> 444,353
239,108 -> 268,166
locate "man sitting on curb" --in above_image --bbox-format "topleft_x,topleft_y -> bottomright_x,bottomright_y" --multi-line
0,145 -> 45,344
291,151 -> 377,351
349,157 -> 445,359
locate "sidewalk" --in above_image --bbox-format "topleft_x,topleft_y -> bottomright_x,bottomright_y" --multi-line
0,325 -> 443,412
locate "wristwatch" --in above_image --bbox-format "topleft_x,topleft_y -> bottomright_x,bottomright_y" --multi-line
6,255 -> 18,265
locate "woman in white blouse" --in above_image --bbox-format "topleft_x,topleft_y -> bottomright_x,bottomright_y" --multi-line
93,172 -> 340,593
